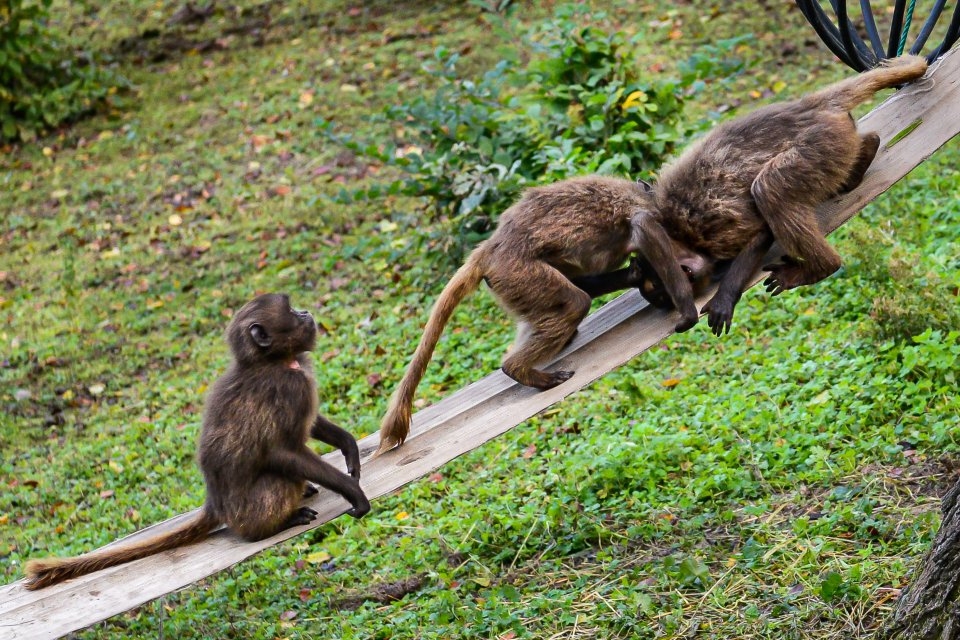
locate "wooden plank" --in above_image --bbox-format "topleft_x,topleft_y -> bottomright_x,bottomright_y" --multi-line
3,47 -> 959,639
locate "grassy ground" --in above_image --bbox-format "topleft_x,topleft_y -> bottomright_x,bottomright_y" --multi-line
2,1 -> 959,638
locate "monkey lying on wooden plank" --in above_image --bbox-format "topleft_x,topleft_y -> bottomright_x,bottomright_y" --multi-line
25,294 -> 369,590
374,176 -> 713,456
376,55 -> 928,457
576,54 -> 928,336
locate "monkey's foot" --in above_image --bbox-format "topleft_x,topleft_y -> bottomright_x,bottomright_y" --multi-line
763,257 -> 802,294
763,258 -> 835,295
544,370 -> 575,388
303,483 -> 319,498
503,367 -> 574,390
284,506 -> 319,529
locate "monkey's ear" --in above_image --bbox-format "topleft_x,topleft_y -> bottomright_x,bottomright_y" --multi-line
249,323 -> 272,348
636,178 -> 654,193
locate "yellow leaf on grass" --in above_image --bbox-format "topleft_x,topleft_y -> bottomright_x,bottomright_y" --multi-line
305,550 -> 331,564
396,511 -> 410,521
621,90 -> 646,111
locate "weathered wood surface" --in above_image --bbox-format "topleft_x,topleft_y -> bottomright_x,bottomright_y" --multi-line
2,47 -> 959,640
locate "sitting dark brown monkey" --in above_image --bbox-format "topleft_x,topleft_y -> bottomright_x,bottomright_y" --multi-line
25,293 -> 369,590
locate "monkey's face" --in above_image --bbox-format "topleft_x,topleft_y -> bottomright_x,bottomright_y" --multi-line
228,293 -> 318,363
632,251 -> 715,310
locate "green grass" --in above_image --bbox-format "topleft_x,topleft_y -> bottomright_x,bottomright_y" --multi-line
2,1 -> 959,638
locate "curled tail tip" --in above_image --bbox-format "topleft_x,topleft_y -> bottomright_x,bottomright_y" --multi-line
881,54 -> 928,75
24,575 -> 49,590
374,413 -> 410,459
372,434 -> 404,459
886,53 -> 927,66
23,560 -> 57,590
371,439 -> 393,459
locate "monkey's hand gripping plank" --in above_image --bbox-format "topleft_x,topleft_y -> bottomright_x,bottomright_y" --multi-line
23,294 -> 370,590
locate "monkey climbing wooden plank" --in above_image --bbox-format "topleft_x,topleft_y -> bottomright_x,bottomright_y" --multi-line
2,46 -> 959,640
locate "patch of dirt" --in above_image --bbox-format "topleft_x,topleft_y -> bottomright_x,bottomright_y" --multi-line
112,0 -> 445,64
330,574 -> 426,611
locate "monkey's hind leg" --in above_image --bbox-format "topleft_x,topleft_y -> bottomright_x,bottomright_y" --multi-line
837,132 -> 880,195
229,476 -> 305,541
751,149 -> 843,293
493,262 -> 591,390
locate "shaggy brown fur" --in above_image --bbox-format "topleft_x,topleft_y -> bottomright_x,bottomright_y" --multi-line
375,176 -> 712,456
24,294 -> 369,590
638,55 -> 927,335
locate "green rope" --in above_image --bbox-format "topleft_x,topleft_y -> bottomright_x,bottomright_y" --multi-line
897,0 -> 917,55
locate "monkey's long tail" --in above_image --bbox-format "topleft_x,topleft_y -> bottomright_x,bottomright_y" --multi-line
815,54 -> 927,111
24,510 -> 219,590
373,248 -> 487,458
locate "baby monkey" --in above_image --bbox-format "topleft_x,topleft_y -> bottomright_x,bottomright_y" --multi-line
581,55 -> 929,335
25,293 -> 370,590
375,175 -> 711,456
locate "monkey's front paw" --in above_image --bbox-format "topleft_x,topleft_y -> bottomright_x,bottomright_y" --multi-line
303,483 -> 319,498
674,310 -> 699,333
703,296 -> 737,336
347,496 -> 371,519
343,450 -> 362,479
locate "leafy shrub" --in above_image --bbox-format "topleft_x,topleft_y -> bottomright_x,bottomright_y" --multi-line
843,226 -> 960,342
0,0 -> 127,142
899,329 -> 959,388
319,4 -> 748,246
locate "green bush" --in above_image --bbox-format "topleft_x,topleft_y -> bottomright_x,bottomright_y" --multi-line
319,4 -> 748,246
842,226 -> 960,342
0,0 -> 127,141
